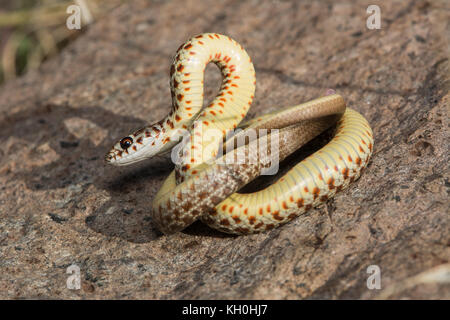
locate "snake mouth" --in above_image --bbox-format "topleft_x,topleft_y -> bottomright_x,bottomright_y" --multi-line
105,151 -> 117,164
104,148 -> 143,166
105,153 -> 113,163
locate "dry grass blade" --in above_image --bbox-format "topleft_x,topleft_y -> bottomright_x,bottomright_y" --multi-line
0,0 -> 124,84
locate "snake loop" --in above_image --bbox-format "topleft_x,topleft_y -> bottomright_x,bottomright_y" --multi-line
106,33 -> 374,235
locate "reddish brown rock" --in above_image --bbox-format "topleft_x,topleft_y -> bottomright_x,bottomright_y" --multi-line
0,0 -> 448,299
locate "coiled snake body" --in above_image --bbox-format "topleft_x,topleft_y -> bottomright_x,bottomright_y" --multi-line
106,33 -> 373,235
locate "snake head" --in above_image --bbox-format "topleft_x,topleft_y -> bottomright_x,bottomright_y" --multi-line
105,123 -> 166,166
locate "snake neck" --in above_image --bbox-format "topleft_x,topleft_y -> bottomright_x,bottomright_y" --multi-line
166,33 -> 256,182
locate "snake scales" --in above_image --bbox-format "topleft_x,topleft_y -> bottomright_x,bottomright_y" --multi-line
105,33 -> 374,235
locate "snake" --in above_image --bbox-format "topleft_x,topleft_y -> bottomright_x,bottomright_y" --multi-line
105,33 -> 374,235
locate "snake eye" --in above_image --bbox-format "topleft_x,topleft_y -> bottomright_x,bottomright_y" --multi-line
120,137 -> 133,150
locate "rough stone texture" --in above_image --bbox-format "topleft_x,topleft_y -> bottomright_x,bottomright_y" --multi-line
0,0 -> 448,299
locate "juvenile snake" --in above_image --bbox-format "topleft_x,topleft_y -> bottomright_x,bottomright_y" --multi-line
105,33 -> 374,235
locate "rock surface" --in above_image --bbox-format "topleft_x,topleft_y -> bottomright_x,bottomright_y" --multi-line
0,0 -> 448,299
